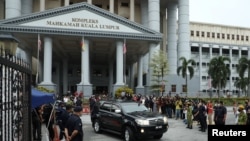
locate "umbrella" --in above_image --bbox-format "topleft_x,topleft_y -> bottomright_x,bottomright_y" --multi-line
31,88 -> 55,109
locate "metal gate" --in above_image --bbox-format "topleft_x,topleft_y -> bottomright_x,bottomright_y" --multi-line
0,47 -> 32,141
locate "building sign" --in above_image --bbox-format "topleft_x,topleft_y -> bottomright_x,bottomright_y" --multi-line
21,10 -> 141,33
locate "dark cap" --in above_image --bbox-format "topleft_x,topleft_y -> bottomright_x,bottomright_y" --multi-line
74,106 -> 83,112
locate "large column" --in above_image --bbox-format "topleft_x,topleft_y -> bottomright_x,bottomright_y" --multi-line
21,0 -> 33,15
63,59 -> 68,95
113,41 -> 125,94
148,0 -> 160,32
141,0 -> 149,86
109,0 -> 114,13
5,0 -> 21,18
115,41 -> 124,85
167,2 -> 177,75
42,37 -> 53,84
140,0 -> 148,26
145,0 -> 160,94
77,38 -> 92,97
177,0 -> 190,61
87,0 -> 92,4
136,55 -> 144,94
39,37 -> 56,91
40,0 -> 45,11
130,0 -> 135,21
64,0 -> 70,6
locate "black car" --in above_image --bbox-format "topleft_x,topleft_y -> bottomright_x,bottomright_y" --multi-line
91,99 -> 169,141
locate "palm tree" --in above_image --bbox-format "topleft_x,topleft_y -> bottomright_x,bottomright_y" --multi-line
234,76 -> 248,97
237,57 -> 250,98
208,56 -> 230,98
177,57 -> 196,97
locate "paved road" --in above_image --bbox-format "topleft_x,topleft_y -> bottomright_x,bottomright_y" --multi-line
80,106 -> 235,141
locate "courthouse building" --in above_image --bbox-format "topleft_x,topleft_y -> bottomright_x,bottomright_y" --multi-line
2,0 -> 248,97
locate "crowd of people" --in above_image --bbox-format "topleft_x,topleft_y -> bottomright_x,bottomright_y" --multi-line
32,92 -> 250,141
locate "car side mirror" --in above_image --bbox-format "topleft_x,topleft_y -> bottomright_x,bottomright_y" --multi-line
115,109 -> 121,113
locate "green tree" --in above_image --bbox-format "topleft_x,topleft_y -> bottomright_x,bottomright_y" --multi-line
149,50 -> 168,96
177,57 -> 196,97
208,56 -> 230,98
237,57 -> 250,98
234,76 -> 248,97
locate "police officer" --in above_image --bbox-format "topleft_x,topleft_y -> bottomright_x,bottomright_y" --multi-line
65,106 -> 84,141
186,102 -> 193,129
237,105 -> 247,125
215,101 -> 227,125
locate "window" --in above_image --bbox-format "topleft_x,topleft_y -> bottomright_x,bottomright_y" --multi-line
171,85 -> 176,92
202,76 -> 206,80
212,32 -> 215,38
207,32 -> 210,37
191,30 -> 194,36
217,33 -> 220,39
101,103 -> 111,111
222,33 -> 225,39
246,36 -> 249,41
232,34 -> 234,40
241,35 -> 244,41
196,31 -> 200,37
111,104 -> 120,112
227,34 -> 230,39
237,35 -> 239,40
201,31 -> 205,37
182,85 -> 187,92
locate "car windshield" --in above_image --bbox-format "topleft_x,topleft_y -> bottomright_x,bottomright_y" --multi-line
121,103 -> 148,113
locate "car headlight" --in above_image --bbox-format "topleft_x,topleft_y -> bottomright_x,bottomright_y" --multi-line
135,119 -> 150,125
163,116 -> 168,124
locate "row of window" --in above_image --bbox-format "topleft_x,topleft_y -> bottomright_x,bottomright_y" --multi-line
191,30 -> 249,41
191,47 -> 248,55
192,62 -> 240,68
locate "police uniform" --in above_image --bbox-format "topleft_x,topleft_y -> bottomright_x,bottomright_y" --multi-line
186,102 -> 193,129
65,106 -> 83,141
237,105 -> 247,125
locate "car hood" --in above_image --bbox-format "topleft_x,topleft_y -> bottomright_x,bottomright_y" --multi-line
127,111 -> 163,118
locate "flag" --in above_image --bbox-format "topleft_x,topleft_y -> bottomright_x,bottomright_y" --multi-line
123,39 -> 126,54
38,34 -> 41,51
81,37 -> 85,51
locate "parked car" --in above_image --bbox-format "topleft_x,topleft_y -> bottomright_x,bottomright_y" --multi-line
91,99 -> 169,141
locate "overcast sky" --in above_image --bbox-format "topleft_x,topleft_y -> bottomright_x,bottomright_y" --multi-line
189,0 -> 250,28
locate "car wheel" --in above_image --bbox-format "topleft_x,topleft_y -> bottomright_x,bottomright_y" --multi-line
124,127 -> 135,141
93,119 -> 102,133
153,134 -> 163,139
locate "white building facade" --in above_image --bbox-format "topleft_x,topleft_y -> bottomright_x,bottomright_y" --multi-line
0,0 -> 191,97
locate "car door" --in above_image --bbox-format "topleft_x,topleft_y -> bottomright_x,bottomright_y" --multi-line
99,102 -> 112,129
109,104 -> 123,132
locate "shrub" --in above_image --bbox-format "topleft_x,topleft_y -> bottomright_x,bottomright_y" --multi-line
115,86 -> 133,98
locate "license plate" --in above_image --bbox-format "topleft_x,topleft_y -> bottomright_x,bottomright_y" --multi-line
155,126 -> 162,129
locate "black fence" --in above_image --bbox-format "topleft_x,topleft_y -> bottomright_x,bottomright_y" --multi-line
0,47 -> 32,141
